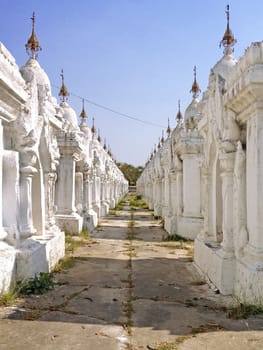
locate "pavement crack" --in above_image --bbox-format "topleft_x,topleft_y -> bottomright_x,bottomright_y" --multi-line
28,287 -> 90,319
122,205 -> 136,345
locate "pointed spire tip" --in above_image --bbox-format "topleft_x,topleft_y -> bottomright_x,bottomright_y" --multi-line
59,69 -> 69,102
176,99 -> 183,123
25,12 -> 42,59
80,98 -> 87,119
190,66 -> 201,99
220,4 -> 237,53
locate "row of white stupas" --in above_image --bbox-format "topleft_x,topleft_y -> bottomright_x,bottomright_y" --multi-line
0,13 -> 128,292
137,6 -> 263,303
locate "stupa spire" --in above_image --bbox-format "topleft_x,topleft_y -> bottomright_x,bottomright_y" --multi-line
108,146 -> 112,157
220,4 -> 236,55
80,98 -> 87,119
161,130 -> 165,144
103,138 -> 107,151
97,129 -> 101,143
190,66 -> 201,99
176,100 -> 183,123
166,118 -> 171,137
91,117 -> 96,135
25,12 -> 42,59
59,69 -> 69,102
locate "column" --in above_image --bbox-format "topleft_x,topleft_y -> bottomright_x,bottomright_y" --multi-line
0,120 -> 7,240
176,169 -> 183,217
75,172 -> 83,215
182,154 -> 201,217
220,152 -> 235,255
169,170 -> 177,217
246,115 -> 263,258
44,172 -> 57,229
163,170 -> 169,217
56,153 -> 77,215
198,167 -> 210,240
19,166 -> 38,237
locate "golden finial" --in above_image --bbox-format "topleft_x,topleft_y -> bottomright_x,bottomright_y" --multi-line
97,129 -> 101,142
176,100 -> 183,123
161,130 -> 165,144
220,4 -> 236,53
80,98 -> 87,119
190,66 -> 201,99
91,117 -> 96,134
103,138 -> 107,151
25,12 -> 42,59
59,69 -> 69,102
166,118 -> 171,136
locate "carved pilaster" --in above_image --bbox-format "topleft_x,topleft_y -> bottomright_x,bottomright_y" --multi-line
19,165 -> 38,237
219,151 -> 235,255
44,171 -> 57,229
198,167 -> 209,240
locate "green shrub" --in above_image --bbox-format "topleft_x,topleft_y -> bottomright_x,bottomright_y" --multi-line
228,299 -> 263,319
18,272 -> 54,295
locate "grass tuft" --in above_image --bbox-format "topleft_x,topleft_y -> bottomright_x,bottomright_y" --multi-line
228,299 -> 263,319
0,285 -> 19,306
128,194 -> 149,209
156,335 -> 193,350
128,220 -> 135,228
52,256 -> 76,272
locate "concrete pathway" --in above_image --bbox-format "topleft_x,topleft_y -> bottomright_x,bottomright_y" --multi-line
0,197 -> 263,349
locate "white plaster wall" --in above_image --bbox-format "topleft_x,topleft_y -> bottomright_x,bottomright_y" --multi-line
235,259 -> 263,303
2,151 -> 19,235
75,172 -> 83,215
183,156 -> 201,217
16,230 -> 65,280
56,155 -> 76,215
32,164 -> 45,235
194,237 -> 235,295
0,242 -> 16,292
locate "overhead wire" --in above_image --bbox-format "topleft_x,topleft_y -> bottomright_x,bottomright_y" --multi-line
51,84 -> 166,129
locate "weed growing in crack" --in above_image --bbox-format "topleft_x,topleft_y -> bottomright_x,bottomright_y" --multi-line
109,209 -> 117,215
128,220 -> 135,228
122,203 -> 137,337
156,336 -> 194,350
17,272 -> 54,296
0,285 -> 20,306
53,256 -> 76,272
123,269 -> 134,335
23,309 -> 45,321
127,231 -> 136,240
65,234 -> 88,255
0,272 -> 56,305
79,229 -> 90,239
227,298 -> 263,319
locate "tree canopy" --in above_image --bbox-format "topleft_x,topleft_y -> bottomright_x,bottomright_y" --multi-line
117,163 -> 144,186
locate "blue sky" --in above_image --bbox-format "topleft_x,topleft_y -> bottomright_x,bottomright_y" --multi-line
1,1 -> 263,165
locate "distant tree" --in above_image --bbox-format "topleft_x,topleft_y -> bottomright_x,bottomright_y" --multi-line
117,163 -> 144,186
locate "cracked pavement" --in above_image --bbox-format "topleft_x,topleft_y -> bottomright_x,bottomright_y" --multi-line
0,198 -> 263,350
